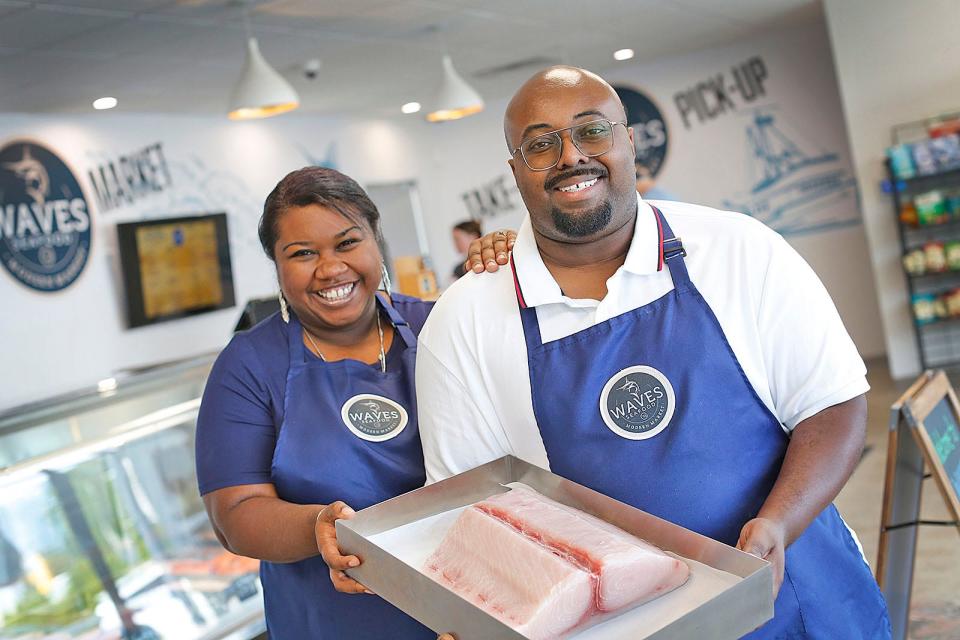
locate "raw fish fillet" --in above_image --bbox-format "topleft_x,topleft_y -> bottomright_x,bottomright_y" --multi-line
478,488 -> 690,612
424,487 -> 690,639
424,506 -> 595,639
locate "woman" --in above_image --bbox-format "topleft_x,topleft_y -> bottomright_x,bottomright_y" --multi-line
195,167 -> 512,640
450,219 -> 482,280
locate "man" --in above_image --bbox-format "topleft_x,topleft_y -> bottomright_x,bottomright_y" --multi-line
415,66 -> 890,638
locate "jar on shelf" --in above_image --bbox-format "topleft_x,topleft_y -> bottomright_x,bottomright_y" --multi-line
887,143 -> 916,180
913,293 -> 940,324
945,288 -> 960,317
903,248 -> 927,275
929,133 -> 960,172
916,190 -> 949,225
946,189 -> 960,219
928,118 -> 960,139
912,140 -> 939,176
946,242 -> 960,271
923,241 -> 947,272
900,198 -> 919,227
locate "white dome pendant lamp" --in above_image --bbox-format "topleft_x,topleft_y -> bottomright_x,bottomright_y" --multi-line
228,37 -> 300,120
426,55 -> 484,122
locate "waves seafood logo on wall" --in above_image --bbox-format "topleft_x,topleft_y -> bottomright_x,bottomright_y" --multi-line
0,141 -> 92,292
613,86 -> 669,177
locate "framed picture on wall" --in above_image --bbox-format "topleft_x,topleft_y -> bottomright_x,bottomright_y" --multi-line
117,213 -> 236,328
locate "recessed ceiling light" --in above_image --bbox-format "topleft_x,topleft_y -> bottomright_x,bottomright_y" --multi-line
93,97 -> 118,110
401,101 -> 421,114
614,48 -> 634,61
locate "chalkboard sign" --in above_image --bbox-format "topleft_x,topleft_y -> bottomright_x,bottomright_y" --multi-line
905,371 -> 960,526
878,371 -> 958,640
922,397 -> 960,501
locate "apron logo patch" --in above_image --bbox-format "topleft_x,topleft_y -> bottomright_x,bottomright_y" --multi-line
340,394 -> 409,442
599,366 -> 675,440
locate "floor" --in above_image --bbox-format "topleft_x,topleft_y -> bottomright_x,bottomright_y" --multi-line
835,359 -> 960,639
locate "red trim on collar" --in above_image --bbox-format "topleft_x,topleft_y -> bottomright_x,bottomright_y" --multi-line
654,206 -> 664,272
509,253 -> 528,309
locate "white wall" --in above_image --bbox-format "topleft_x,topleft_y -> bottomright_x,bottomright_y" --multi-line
0,17 -> 887,409
823,0 -> 960,379
0,113 -> 423,409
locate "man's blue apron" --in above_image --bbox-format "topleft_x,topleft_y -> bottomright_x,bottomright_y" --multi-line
511,207 -> 890,638
263,293 -> 433,640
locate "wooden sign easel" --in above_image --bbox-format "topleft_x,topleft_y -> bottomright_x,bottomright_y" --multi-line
877,370 -> 960,640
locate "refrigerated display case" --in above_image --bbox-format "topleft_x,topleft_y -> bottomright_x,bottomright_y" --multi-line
0,356 -> 265,640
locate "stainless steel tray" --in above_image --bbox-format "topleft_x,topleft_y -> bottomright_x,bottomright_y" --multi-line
336,456 -> 773,639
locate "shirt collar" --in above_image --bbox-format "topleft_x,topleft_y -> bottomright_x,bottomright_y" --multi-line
511,193 -> 660,308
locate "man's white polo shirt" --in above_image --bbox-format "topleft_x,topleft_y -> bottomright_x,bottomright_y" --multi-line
416,196 -> 869,484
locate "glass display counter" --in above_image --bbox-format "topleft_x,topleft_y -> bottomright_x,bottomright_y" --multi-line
0,356 -> 265,640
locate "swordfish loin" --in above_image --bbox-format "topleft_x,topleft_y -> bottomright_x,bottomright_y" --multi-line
423,487 -> 690,639
477,487 -> 691,612
424,505 -> 596,639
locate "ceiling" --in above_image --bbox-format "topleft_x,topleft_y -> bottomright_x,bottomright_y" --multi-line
0,0 -> 821,118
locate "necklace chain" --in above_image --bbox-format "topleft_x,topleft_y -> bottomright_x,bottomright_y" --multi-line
303,312 -> 386,373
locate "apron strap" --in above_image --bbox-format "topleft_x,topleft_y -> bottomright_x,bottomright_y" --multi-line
509,253 -> 545,346
509,206 -> 692,307
376,292 -> 418,349
650,205 -> 692,288
510,205 -> 692,348
518,305 -> 544,348
285,312 -> 307,364
509,253 -> 529,309
285,293 -> 418,363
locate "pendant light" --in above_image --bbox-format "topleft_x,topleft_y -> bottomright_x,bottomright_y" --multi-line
426,55 -> 484,123
227,6 -> 299,121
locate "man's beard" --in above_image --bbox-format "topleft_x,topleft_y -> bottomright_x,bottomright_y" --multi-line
550,200 -> 613,238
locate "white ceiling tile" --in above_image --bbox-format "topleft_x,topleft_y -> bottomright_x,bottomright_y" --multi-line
143,1 -> 238,20
0,6 -> 122,49
0,4 -> 27,20
254,0 -> 398,20
661,0 -> 819,26
0,50 -> 94,89
39,0 -> 174,12
50,19 -> 199,57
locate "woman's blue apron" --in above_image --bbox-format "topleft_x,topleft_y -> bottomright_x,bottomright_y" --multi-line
262,293 -> 433,640
512,207 -> 890,638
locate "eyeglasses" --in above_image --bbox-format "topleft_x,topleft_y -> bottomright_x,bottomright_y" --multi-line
512,119 -> 628,171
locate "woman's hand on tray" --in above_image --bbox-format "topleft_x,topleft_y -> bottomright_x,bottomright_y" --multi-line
737,516 -> 786,598
316,500 -> 374,594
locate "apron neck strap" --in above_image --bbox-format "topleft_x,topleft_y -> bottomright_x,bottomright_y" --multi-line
509,253 -> 529,310
650,205 -> 691,287
376,292 -> 418,348
286,312 -> 307,360
285,292 -> 418,360
511,206 -> 692,349
508,254 -> 542,344
508,206 -> 692,310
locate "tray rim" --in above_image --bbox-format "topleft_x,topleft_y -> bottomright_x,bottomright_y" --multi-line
337,455 -> 774,640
